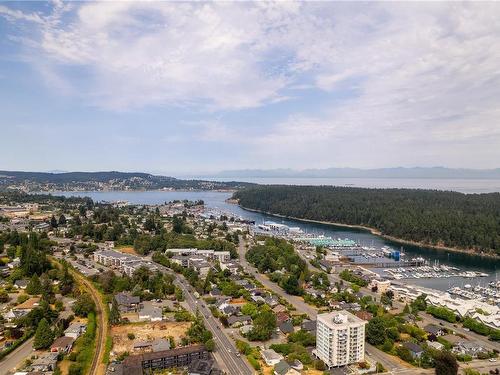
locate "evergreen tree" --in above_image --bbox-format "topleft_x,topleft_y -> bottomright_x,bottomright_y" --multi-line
109,298 -> 121,325
58,214 -> 67,226
50,215 -> 58,228
33,318 -> 54,349
26,275 -> 43,295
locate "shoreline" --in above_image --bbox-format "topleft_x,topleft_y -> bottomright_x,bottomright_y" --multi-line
237,204 -> 500,260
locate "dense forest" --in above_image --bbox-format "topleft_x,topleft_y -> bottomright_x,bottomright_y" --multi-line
233,186 -> 500,255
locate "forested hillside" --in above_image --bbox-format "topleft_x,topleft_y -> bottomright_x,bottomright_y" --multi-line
233,186 -> 500,255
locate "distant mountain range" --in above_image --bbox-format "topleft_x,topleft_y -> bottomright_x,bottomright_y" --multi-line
210,167 -> 500,179
0,170 -> 253,192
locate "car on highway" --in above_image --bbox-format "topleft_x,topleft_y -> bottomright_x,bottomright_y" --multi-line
489,358 -> 497,363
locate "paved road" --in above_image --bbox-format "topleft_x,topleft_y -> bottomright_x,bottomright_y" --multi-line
154,262 -> 254,375
0,338 -> 34,375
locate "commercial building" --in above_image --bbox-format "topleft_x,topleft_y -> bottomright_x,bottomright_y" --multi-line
314,310 -> 367,368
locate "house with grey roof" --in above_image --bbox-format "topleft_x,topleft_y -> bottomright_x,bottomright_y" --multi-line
115,292 -> 140,313
138,302 -> 163,322
402,342 -> 424,359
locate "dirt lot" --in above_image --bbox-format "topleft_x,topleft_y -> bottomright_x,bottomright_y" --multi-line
111,321 -> 191,355
115,246 -> 137,255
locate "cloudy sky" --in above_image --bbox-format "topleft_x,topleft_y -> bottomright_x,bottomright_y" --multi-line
1,1 -> 499,174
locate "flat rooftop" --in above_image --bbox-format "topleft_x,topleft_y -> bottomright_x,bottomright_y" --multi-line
317,310 -> 366,327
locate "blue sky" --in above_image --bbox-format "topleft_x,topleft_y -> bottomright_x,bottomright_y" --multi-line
1,1 -> 500,175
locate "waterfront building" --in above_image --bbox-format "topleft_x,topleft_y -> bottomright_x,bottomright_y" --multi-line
314,310 -> 366,368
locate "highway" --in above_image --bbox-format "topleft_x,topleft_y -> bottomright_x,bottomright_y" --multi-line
154,262 -> 254,375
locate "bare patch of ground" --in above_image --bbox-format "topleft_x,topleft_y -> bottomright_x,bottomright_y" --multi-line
115,246 -> 137,255
111,322 -> 191,355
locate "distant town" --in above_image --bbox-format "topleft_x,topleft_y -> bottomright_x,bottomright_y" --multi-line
0,171 -> 252,193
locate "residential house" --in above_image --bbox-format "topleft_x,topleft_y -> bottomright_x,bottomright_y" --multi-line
115,292 -> 140,313
64,322 -> 87,339
13,279 -> 29,290
251,295 -> 265,304
264,295 -> 279,307
402,342 -> 424,359
355,311 -> 373,321
31,352 -> 59,372
227,315 -> 252,328
274,359 -> 300,375
301,320 -> 316,333
138,303 -> 163,322
51,336 -> 75,354
279,321 -> 294,335
427,341 -> 444,351
272,305 -> 287,314
261,349 -> 283,366
276,311 -> 291,325
453,341 -> 486,358
424,324 -> 445,338
12,297 -> 41,316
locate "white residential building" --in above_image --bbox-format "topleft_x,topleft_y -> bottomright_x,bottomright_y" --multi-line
314,310 -> 367,368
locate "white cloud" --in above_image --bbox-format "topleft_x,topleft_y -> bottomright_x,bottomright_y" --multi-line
1,2 -> 500,168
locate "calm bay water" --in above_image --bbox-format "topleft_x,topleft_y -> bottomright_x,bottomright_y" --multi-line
55,190 -> 499,291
